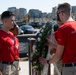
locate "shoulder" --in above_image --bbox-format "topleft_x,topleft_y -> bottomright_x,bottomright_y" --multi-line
60,21 -> 76,30
0,30 -> 6,37
58,21 -> 71,31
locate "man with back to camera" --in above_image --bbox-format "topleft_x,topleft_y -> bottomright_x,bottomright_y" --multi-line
39,2 -> 76,75
0,11 -> 17,75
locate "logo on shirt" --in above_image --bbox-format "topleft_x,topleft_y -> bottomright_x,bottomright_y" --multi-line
11,39 -> 14,44
16,44 -> 19,49
71,31 -> 76,34
58,39 -> 61,41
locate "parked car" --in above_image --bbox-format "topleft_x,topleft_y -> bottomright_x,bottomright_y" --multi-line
18,28 -> 24,35
20,25 -> 37,34
29,22 -> 42,28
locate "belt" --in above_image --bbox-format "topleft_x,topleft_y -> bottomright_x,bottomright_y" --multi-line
62,63 -> 76,67
0,61 -> 13,64
15,59 -> 19,61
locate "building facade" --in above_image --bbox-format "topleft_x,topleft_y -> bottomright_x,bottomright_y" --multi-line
19,8 -> 27,20
8,7 -> 27,21
72,6 -> 76,20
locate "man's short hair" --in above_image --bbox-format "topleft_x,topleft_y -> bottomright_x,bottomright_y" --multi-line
1,11 -> 15,20
58,3 -> 72,15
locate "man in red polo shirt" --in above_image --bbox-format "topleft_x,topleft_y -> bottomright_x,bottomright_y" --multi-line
0,11 -> 16,75
39,3 -> 76,75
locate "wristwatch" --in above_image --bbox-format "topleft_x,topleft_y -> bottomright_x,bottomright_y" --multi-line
47,60 -> 50,64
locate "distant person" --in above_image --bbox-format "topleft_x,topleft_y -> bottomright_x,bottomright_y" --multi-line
57,14 -> 63,26
54,14 -> 63,42
39,3 -> 76,75
52,14 -> 63,53
10,23 -> 20,75
53,14 -> 63,32
0,11 -> 17,75
53,24 -> 59,32
53,14 -> 63,75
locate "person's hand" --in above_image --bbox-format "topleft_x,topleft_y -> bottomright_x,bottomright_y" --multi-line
39,57 -> 47,65
0,71 -> 3,75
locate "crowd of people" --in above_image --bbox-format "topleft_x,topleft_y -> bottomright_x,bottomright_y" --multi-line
0,2 -> 76,75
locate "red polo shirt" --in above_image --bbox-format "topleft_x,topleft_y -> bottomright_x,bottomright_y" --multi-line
0,30 -> 15,62
14,37 -> 20,59
56,21 -> 76,63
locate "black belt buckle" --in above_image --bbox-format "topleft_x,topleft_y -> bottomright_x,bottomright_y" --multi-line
63,63 -> 76,67
15,59 -> 19,61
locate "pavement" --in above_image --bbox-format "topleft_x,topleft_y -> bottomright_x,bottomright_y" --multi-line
19,60 -> 55,75
19,61 -> 29,75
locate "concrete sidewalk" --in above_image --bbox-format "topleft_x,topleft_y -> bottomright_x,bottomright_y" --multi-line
19,61 -> 59,75
19,61 -> 29,75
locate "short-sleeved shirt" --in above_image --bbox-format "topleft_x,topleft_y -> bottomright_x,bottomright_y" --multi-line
14,37 -> 20,59
56,21 -> 76,63
0,30 -> 15,62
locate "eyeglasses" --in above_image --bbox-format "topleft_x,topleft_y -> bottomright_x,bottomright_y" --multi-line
57,11 -> 65,15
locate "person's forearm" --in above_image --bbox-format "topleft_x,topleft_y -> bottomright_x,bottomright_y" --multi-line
49,52 -> 61,64
50,43 -> 57,49
49,55 -> 60,63
48,45 -> 64,64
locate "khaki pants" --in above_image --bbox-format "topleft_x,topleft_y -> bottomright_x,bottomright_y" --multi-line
54,60 -> 62,75
62,67 -> 76,75
0,62 -> 16,75
13,60 -> 20,75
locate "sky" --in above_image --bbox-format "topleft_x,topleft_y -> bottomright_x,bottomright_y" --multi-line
0,0 -> 76,14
